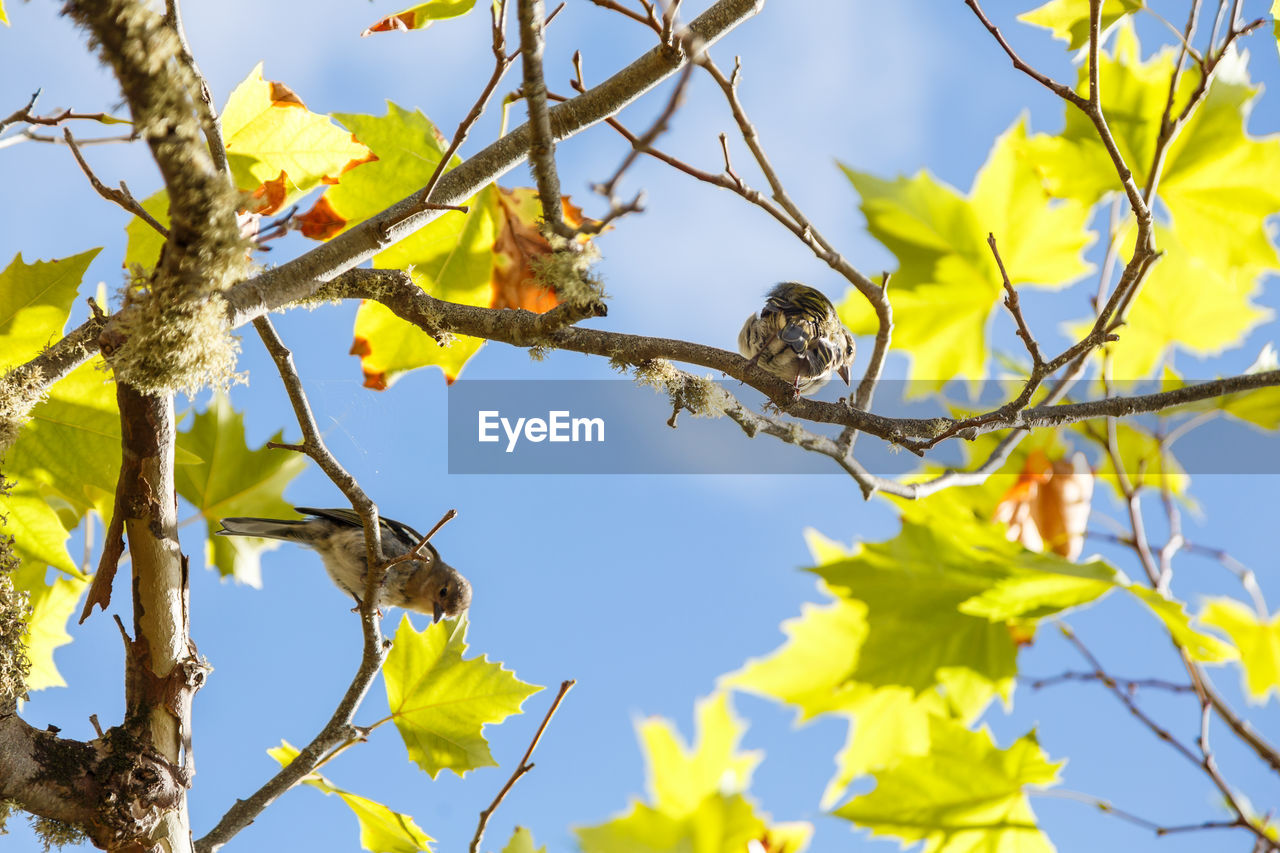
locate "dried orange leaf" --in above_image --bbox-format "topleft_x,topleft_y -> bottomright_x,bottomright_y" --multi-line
491,187 -> 603,312
297,195 -> 348,240
993,451 -> 1093,560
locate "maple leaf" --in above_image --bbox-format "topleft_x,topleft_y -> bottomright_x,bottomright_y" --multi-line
835,719 -> 1062,853
383,616 -> 540,778
1200,598 -> 1280,702
839,119 -> 1094,387
221,63 -> 372,210
269,741 -> 434,852
1018,0 -> 1143,51
362,0 -> 477,36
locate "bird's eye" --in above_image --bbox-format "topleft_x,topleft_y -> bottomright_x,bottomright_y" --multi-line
439,585 -> 449,599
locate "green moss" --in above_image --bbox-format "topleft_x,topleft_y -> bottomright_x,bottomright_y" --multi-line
30,816 -> 89,852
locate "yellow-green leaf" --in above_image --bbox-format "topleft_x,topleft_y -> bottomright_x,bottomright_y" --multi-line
6,357 -> 120,524
383,615 -> 541,778
1018,0 -> 1144,51
1127,585 -> 1238,663
0,250 -> 101,368
1082,420 -> 1189,496
1021,25 -> 1280,376
839,119 -> 1093,388
311,105 -> 498,387
269,741 -> 434,853
14,562 -> 88,692
1200,598 -> 1280,702
577,794 -> 808,853
173,394 -> 307,586
1090,227 -> 1271,378
363,0 -> 478,34
123,191 -> 171,273
576,694 -> 810,853
639,693 -> 761,816
835,718 -> 1061,853
221,64 -> 371,207
722,599 -> 869,720
501,827 -> 544,853
1273,0 -> 1280,61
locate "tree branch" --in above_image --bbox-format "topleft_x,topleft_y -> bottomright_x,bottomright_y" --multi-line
63,129 -> 169,236
194,316 -> 395,853
518,0 -> 574,240
469,679 -> 575,853
222,0 -> 766,329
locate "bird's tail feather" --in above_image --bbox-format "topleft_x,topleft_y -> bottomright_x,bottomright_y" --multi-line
217,517 -> 310,542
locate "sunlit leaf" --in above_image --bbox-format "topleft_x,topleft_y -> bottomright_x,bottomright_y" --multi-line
269,741 -> 434,853
304,104 -> 496,386
1018,0 -> 1144,51
221,64 -> 372,212
363,0 -> 478,36
1080,420 -> 1189,496
1090,227 -> 1271,378
501,827 -> 544,853
639,693 -> 761,816
835,718 -> 1061,853
839,119 -> 1093,387
14,562 -> 87,692
576,694 -> 810,853
384,615 -> 541,778
1021,25 -> 1280,376
122,191 -> 170,273
0,250 -> 100,366
173,394 -> 307,586
1127,585 -> 1237,663
1199,598 -> 1280,702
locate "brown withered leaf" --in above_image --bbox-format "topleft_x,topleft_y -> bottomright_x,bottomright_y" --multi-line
490,187 -> 603,312
362,11 -> 416,36
268,81 -> 305,107
993,450 -> 1094,561
247,170 -> 290,215
348,334 -> 388,389
297,195 -> 348,240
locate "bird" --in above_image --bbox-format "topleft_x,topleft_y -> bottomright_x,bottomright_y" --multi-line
216,506 -> 471,622
738,282 -> 856,396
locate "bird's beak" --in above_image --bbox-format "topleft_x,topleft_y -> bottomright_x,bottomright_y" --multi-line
433,602 -> 445,623
837,364 -> 851,385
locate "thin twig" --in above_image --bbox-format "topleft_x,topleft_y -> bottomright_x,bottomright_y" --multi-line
164,0 -> 229,177
416,0 -> 517,208
379,509 -> 458,570
517,0 -> 573,240
469,679 -> 575,853
585,0 -> 661,33
591,47 -> 698,222
989,233 -> 1044,368
195,317 -> 393,853
1034,789 -> 1244,838
63,129 -> 169,237
1058,623 -> 1202,767
1021,671 -> 1195,694
0,91 -> 124,134
0,129 -> 135,149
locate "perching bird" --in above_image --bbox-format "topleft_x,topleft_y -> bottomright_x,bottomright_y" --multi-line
217,507 -> 471,622
738,282 -> 856,396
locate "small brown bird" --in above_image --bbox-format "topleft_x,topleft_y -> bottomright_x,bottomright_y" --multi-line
217,507 -> 471,622
738,282 -> 856,396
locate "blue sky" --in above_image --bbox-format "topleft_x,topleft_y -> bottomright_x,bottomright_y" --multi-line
2,1 -> 1279,851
